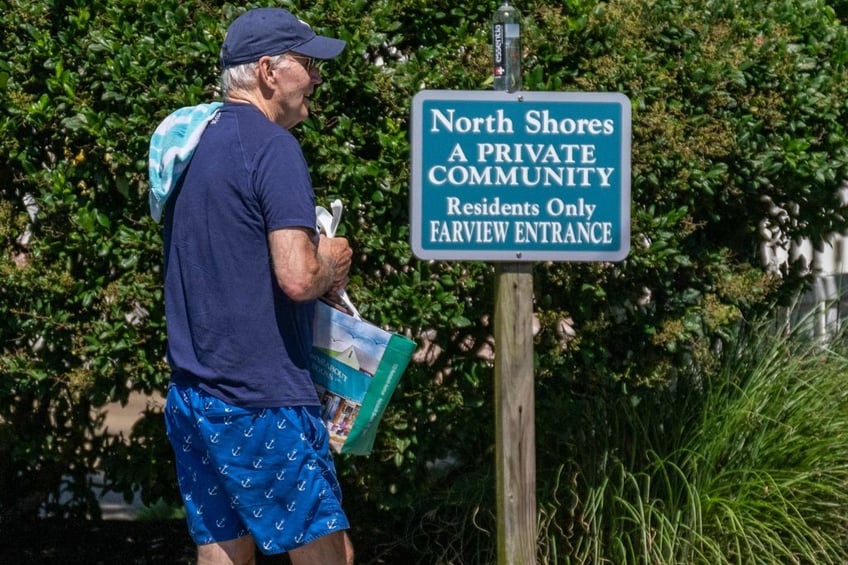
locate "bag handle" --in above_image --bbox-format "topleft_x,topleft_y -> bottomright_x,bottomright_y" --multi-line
316,200 -> 362,319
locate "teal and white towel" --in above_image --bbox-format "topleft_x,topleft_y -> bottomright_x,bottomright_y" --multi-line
148,102 -> 222,222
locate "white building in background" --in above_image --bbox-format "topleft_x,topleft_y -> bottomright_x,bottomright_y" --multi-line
760,187 -> 848,339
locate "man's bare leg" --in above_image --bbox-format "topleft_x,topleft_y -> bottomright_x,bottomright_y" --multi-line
288,530 -> 354,565
197,535 -> 256,565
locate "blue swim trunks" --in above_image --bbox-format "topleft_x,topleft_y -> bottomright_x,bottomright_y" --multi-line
164,384 -> 350,554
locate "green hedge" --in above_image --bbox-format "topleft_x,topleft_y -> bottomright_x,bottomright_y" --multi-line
2,0 -> 848,560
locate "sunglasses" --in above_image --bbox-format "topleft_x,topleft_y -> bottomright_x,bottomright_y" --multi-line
288,53 -> 317,72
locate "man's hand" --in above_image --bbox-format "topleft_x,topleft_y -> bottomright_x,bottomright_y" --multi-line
317,234 -> 352,294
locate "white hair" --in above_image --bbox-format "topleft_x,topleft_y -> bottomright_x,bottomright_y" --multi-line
220,53 -> 290,98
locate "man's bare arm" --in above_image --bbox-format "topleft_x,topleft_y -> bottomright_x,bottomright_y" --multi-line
268,228 -> 352,302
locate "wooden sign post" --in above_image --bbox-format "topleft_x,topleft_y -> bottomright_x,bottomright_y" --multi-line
494,262 -> 536,563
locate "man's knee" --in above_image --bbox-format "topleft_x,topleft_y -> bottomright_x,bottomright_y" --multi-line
288,530 -> 353,565
197,535 -> 256,565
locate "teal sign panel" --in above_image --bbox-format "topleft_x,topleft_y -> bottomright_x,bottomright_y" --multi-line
410,90 -> 631,261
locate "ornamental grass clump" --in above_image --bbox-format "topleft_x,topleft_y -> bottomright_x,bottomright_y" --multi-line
686,324 -> 848,564
553,321 -> 848,565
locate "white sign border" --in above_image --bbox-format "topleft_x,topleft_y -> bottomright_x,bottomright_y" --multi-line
410,90 -> 632,262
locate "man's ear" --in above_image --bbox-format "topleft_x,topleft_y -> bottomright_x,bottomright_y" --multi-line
258,56 -> 276,86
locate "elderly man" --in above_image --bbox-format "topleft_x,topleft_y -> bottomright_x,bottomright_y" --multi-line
158,8 -> 354,565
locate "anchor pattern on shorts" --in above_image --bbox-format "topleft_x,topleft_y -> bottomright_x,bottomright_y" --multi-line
167,386 -> 347,552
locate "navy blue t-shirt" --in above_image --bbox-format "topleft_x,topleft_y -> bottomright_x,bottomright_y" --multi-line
164,102 -> 319,407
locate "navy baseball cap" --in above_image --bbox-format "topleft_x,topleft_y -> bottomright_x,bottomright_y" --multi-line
220,8 -> 346,68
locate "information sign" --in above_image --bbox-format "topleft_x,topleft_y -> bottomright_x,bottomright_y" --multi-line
410,90 -> 631,261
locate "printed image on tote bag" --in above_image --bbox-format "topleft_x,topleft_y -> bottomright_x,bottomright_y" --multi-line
311,300 -> 416,455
